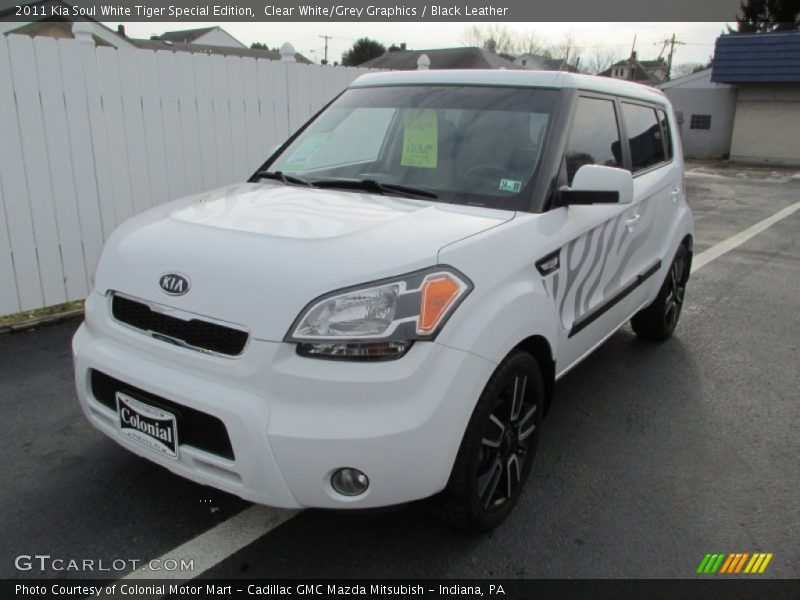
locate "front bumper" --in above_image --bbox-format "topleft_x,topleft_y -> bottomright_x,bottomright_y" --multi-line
72,292 -> 496,509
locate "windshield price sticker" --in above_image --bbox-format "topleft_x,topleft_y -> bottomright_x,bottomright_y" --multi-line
401,110 -> 438,169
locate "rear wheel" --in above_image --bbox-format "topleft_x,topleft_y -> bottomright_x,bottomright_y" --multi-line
436,350 -> 543,531
631,243 -> 690,340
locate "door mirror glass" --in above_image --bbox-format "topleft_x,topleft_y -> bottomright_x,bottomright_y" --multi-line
555,164 -> 633,208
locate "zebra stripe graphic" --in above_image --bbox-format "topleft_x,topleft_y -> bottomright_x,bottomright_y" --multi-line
544,203 -> 656,330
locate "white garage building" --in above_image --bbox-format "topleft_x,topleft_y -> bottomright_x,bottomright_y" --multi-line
658,69 -> 737,159
712,32 -> 800,165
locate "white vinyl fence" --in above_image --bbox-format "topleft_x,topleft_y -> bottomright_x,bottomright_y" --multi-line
0,34 -> 379,317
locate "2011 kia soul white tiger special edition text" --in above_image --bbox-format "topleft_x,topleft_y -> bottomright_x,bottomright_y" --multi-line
73,70 -> 693,530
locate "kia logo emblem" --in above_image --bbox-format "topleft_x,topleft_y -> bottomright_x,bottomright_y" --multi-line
159,273 -> 190,296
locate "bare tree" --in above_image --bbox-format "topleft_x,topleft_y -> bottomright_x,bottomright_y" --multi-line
515,32 -> 548,57
580,46 -> 622,75
461,25 -> 485,48
460,25 -> 520,58
547,33 -> 583,69
670,62 -> 707,78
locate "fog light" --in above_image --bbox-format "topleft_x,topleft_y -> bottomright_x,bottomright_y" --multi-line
331,468 -> 369,496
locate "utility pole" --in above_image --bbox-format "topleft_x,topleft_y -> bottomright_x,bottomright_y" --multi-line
628,34 -> 637,81
655,33 -> 685,80
319,35 -> 332,65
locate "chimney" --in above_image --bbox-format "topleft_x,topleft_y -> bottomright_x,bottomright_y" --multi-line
117,24 -> 126,37
400,43 -> 407,50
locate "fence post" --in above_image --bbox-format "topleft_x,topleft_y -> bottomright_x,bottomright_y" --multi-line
280,43 -> 296,63
72,22 -> 94,44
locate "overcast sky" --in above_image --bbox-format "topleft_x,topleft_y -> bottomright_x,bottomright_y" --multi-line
111,22 -> 729,67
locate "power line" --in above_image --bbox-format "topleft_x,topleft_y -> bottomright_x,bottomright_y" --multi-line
654,34 -> 686,79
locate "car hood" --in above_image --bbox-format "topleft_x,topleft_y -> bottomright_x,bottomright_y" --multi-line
94,182 -> 513,341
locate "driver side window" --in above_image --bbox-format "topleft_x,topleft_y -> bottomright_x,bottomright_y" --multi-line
565,97 -> 622,185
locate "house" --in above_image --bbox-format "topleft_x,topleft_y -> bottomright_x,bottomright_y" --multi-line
149,27 -> 245,49
658,68 -> 737,159
0,0 -> 137,48
601,52 -> 669,85
711,32 -> 800,165
513,53 -> 578,72
1,3 -> 311,63
359,47 -> 521,70
131,37 -> 312,63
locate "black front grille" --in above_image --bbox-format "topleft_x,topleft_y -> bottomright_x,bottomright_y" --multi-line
91,370 -> 235,460
112,294 -> 248,356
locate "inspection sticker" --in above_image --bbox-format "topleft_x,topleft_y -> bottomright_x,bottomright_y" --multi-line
499,178 -> 522,193
283,132 -> 332,169
401,110 -> 438,169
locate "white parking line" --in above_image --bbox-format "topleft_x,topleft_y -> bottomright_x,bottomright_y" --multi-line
123,506 -> 298,581
691,201 -> 800,274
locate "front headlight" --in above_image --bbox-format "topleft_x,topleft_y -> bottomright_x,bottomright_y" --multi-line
285,266 -> 472,360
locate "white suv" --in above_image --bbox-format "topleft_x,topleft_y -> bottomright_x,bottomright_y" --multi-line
73,70 -> 692,530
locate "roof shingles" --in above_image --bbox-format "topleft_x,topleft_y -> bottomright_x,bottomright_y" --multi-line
131,38 -> 312,64
359,47 -> 521,70
154,27 -> 218,43
712,32 -> 800,83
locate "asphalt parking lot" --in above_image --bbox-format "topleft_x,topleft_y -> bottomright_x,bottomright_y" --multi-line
2,163 -> 798,580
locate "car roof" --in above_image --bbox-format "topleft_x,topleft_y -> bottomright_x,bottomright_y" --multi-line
350,69 -> 669,106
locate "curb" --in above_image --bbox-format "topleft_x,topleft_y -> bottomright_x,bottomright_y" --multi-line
0,309 -> 84,336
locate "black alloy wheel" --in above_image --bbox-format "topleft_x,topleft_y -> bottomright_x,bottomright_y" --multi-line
477,373 -> 539,511
631,242 -> 691,340
435,350 -> 543,531
664,249 -> 688,331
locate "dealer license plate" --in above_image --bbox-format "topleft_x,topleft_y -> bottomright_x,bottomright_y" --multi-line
116,391 -> 179,459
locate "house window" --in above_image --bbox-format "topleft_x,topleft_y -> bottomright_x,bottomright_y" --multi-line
690,114 -> 712,130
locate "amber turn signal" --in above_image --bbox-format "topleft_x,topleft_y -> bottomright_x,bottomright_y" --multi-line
419,275 -> 462,333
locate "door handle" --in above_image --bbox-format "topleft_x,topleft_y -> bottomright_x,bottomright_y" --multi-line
626,214 -> 641,229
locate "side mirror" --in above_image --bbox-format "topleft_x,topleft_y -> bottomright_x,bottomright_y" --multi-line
554,165 -> 634,208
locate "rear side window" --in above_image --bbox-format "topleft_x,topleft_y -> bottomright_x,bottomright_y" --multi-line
565,97 -> 622,184
657,109 -> 673,160
622,103 -> 666,172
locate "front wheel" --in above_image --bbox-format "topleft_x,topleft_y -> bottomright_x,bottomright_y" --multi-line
631,243 -> 691,340
435,350 -> 543,531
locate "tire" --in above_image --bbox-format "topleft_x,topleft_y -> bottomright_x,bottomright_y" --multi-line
631,243 -> 691,340
435,350 -> 543,532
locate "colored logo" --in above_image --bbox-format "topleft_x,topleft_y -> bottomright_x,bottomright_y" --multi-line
697,552 -> 773,574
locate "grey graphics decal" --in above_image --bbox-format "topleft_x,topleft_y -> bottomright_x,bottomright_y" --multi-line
544,203 -> 655,330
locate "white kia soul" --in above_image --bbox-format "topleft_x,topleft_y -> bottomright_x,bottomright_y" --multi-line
73,70 -> 693,530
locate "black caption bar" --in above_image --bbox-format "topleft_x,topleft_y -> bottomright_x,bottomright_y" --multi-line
4,579 -> 800,600
0,0 -> 742,22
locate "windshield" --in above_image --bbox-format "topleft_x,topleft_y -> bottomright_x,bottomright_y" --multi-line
265,85 -> 559,210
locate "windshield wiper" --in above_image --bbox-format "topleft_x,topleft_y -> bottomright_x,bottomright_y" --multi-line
254,170 -> 313,187
311,178 -> 438,199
